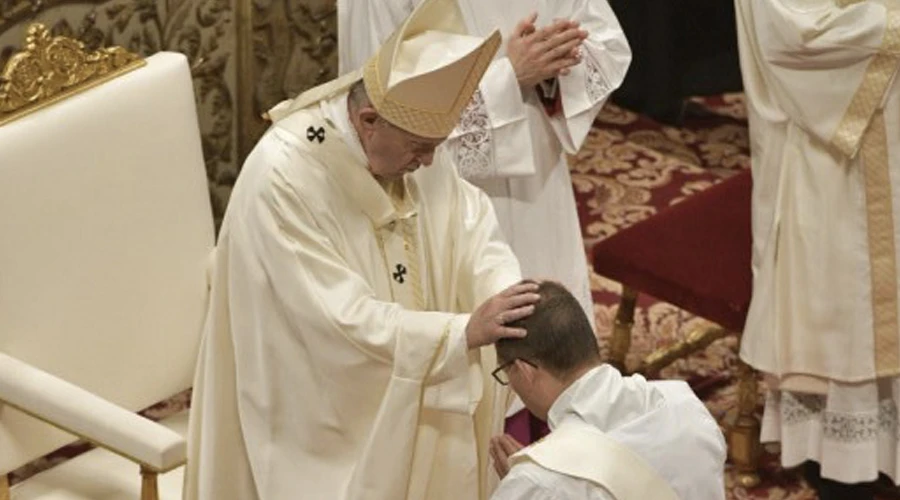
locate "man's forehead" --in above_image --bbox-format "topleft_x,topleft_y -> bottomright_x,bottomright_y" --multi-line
407,134 -> 445,147
411,135 -> 445,147
392,123 -> 446,145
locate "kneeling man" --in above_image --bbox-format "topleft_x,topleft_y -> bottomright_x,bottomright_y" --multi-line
490,281 -> 726,499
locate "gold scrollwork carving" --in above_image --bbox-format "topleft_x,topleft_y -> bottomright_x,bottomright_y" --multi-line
1,1 -> 236,226
0,0 -> 337,225
0,22 -> 144,126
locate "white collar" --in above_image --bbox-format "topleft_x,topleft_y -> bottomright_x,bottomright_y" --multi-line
547,365 -> 666,433
320,92 -> 368,166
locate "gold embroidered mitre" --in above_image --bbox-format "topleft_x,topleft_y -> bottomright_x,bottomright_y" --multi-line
267,0 -> 500,139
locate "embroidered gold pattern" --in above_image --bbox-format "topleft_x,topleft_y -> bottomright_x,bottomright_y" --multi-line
362,30 -> 500,140
864,112 -> 900,375
400,216 -> 424,310
828,5 -> 900,375
391,179 -> 426,311
371,178 -> 425,311
831,9 -> 900,157
372,222 -> 396,303
0,23 -> 145,127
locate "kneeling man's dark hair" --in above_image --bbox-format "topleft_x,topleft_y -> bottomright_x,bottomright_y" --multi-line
496,280 -> 600,378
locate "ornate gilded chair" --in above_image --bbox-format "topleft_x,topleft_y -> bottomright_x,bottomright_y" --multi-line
0,25 -> 214,499
592,169 -> 761,486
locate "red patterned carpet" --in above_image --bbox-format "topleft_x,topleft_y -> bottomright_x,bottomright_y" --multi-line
576,95 -> 900,500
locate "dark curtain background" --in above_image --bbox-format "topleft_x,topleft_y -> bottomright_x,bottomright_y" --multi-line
609,0 -> 744,124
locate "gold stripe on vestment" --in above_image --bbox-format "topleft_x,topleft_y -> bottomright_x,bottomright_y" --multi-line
392,179 -> 426,311
831,9 -> 900,158
833,6 -> 900,374
862,112 -> 900,375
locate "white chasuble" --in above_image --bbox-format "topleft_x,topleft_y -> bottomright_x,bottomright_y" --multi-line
736,0 -> 900,386
338,0 -> 632,329
184,93 -> 521,500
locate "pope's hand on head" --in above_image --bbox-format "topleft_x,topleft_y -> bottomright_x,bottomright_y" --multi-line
466,282 -> 540,349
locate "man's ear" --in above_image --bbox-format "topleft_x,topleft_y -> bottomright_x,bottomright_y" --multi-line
515,359 -> 537,383
356,106 -> 379,132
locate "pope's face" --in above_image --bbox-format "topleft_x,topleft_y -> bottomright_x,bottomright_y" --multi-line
356,110 -> 445,181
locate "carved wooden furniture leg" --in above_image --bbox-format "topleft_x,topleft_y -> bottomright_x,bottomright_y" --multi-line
609,286 -> 638,372
140,466 -> 159,500
1,474 -> 9,500
640,325 -> 729,377
728,359 -> 761,488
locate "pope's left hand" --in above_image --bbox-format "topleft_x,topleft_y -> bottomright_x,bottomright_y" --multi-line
489,434 -> 525,479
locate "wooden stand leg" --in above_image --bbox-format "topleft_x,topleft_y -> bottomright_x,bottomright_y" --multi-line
609,286 -> 637,373
141,466 -> 159,500
1,474 -> 10,500
728,359 -> 761,488
640,326 -> 729,377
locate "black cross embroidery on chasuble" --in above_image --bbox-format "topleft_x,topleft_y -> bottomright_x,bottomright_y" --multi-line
393,264 -> 407,284
306,126 -> 325,143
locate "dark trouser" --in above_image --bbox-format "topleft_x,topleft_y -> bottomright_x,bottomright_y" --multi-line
803,461 -> 875,500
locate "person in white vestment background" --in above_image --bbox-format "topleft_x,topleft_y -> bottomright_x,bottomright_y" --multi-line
735,1 -> 900,498
183,1 -> 542,498
339,0 -> 632,335
487,281 -> 726,500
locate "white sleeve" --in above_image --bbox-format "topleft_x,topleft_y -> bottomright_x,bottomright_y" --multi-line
553,0 -> 632,153
445,57 -> 534,180
444,0 -> 633,177
746,0 -> 899,157
450,169 -> 523,309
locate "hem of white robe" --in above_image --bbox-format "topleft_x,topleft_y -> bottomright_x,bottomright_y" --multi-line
760,377 -> 900,484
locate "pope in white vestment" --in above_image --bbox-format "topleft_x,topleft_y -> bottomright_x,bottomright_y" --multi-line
488,282 -> 726,499
338,0 -> 632,330
183,1 -> 539,498
736,0 -> 900,486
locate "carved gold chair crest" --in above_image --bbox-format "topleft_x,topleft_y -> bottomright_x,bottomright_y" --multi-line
0,24 -> 144,126
0,24 -> 214,500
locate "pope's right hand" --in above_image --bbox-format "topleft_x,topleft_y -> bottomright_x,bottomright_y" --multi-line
466,281 -> 540,349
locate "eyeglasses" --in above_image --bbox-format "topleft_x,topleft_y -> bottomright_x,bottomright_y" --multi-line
491,358 -> 537,385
